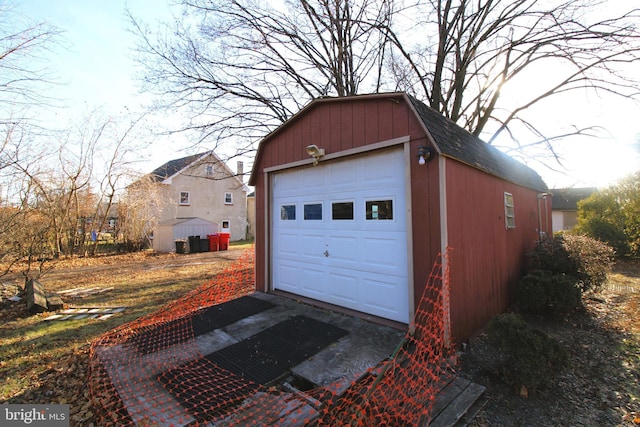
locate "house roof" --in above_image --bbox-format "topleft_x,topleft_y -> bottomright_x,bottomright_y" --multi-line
249,92 -> 548,192
149,153 -> 210,182
551,187 -> 597,210
146,151 -> 248,191
406,95 -> 547,192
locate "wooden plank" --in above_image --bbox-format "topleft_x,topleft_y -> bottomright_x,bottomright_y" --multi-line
46,294 -> 64,311
26,279 -> 48,314
429,377 -> 470,419
429,381 -> 485,427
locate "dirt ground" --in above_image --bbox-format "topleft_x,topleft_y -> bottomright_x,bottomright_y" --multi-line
1,251 -> 639,426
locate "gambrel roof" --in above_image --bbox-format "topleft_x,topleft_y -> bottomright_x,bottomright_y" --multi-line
249,92 -> 548,193
407,94 -> 548,192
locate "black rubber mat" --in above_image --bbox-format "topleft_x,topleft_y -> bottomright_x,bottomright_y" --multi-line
191,296 -> 275,336
130,317 -> 191,355
157,357 -> 260,423
132,296 -> 275,354
205,315 -> 348,386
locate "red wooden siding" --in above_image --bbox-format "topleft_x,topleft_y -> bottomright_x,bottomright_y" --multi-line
252,93 -> 550,342
252,95 -> 443,311
444,159 -> 548,340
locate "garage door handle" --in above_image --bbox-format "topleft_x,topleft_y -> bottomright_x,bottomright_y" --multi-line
324,250 -> 329,257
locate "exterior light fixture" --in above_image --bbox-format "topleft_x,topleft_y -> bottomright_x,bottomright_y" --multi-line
417,144 -> 433,165
306,144 -> 325,166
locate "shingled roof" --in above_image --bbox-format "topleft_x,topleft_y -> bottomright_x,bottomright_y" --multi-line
149,153 -> 209,182
249,92 -> 549,192
407,95 -> 548,192
551,187 -> 597,210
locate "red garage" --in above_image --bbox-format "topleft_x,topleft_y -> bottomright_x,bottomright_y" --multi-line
249,92 -> 551,341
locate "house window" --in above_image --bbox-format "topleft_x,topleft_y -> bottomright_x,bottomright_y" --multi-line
504,192 -> 515,229
304,203 -> 322,220
222,220 -> 230,230
224,192 -> 233,204
281,204 -> 296,220
332,201 -> 354,220
206,165 -> 214,176
179,191 -> 190,205
366,200 -> 393,220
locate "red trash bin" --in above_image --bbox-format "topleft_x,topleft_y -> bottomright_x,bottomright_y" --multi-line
219,232 -> 230,251
207,234 -> 220,252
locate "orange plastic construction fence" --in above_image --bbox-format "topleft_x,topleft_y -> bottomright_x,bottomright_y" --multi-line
88,249 -> 455,426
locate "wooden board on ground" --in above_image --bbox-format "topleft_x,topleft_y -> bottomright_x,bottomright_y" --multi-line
46,294 -> 65,311
429,376 -> 486,427
42,307 -> 127,321
57,287 -> 114,299
26,279 -> 48,314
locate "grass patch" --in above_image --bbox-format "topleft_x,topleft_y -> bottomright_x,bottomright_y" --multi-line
0,249 -> 245,406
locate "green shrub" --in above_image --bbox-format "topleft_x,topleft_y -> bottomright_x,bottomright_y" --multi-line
576,217 -> 630,257
527,234 -> 574,276
563,234 -> 615,292
486,313 -> 568,390
527,234 -> 615,292
517,270 -> 582,316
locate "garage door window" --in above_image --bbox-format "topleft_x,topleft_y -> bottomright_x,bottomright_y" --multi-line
281,204 -> 296,220
366,200 -> 393,220
304,203 -> 322,220
332,201 -> 354,220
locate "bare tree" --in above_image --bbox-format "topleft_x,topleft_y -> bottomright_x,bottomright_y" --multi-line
131,0 -> 639,165
0,4 -> 60,118
120,174 -> 170,251
130,0 -> 396,154
86,113 -> 148,256
390,0 -> 640,155
0,7 -> 60,278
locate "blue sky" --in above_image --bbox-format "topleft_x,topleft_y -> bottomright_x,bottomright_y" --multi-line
9,0 -> 640,188
16,0 -> 162,113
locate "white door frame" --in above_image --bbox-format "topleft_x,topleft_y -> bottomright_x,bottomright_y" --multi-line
264,135 -> 415,323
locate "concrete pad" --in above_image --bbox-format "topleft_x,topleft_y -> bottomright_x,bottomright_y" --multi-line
234,293 -> 405,387
96,291 -> 406,427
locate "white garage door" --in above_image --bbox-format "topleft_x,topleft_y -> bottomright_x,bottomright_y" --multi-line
272,149 -> 410,323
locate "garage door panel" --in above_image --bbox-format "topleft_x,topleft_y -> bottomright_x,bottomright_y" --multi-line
363,155 -> 404,186
362,236 -> 405,272
276,233 -> 299,256
276,263 -> 325,298
300,233 -> 326,259
302,166 -> 326,188
329,161 -> 358,189
362,276 -> 408,322
326,235 -> 358,263
300,267 -> 326,297
276,264 -> 301,293
272,148 -> 410,324
326,272 -> 358,306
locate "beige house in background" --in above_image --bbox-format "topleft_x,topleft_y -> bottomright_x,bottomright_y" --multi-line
143,152 -> 249,251
551,187 -> 596,232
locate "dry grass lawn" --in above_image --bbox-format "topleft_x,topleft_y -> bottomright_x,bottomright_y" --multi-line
1,247 -> 638,426
0,245 -> 250,425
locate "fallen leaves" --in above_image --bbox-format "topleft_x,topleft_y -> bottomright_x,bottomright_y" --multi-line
462,262 -> 640,426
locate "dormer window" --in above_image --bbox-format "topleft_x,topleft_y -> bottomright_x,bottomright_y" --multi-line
179,191 -> 190,205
